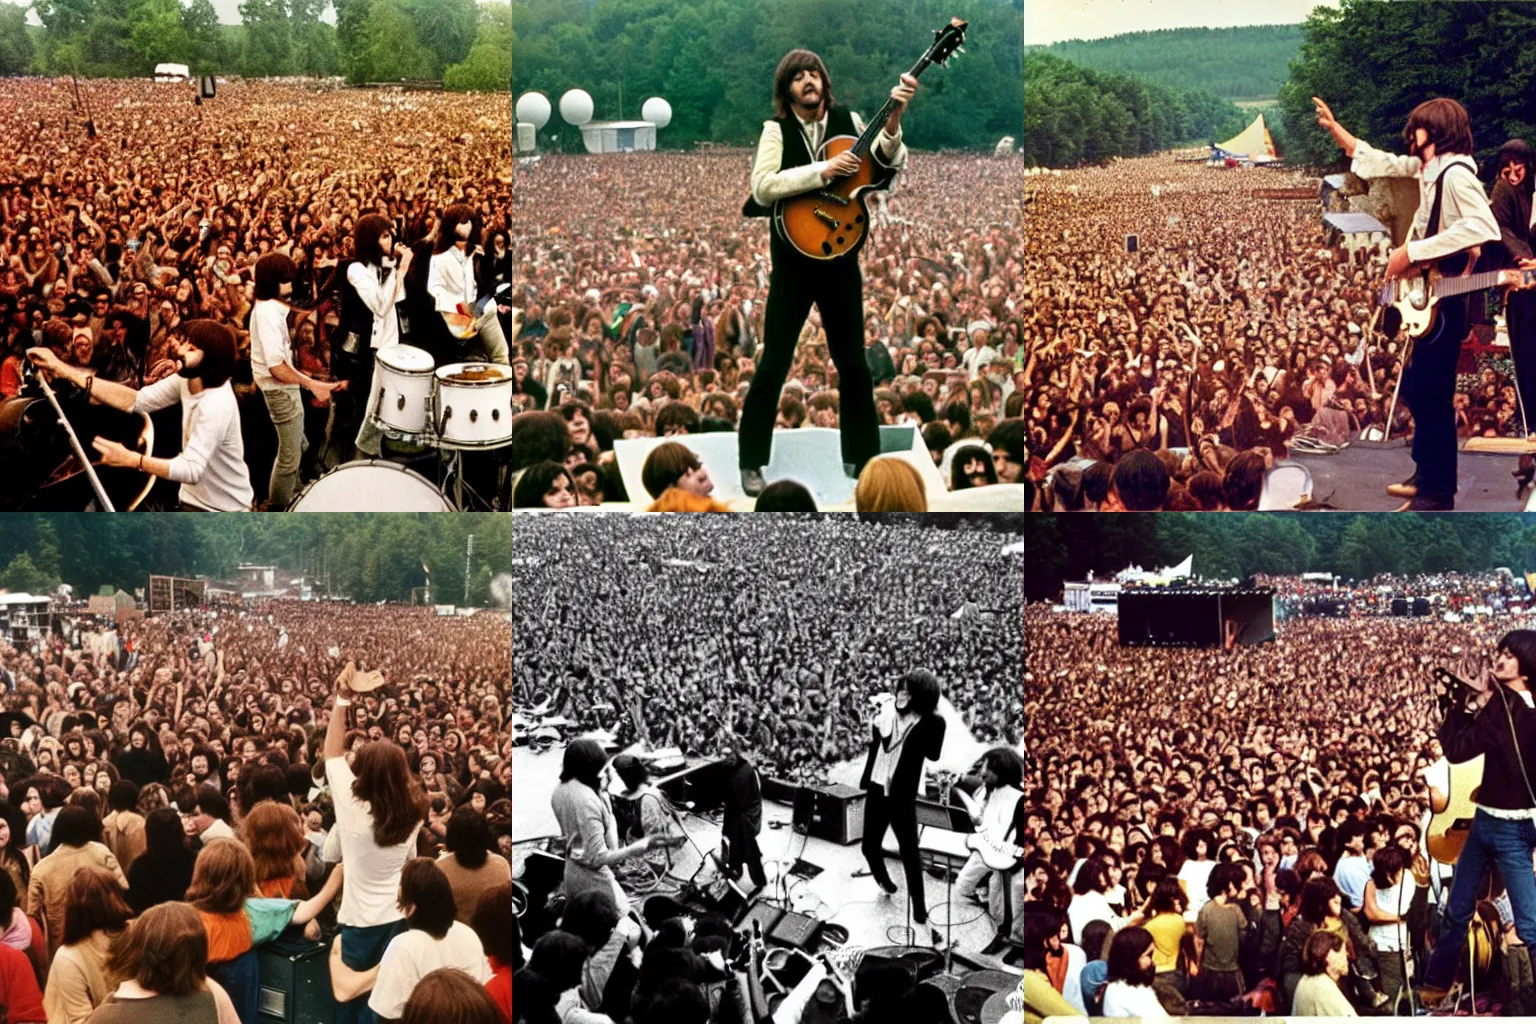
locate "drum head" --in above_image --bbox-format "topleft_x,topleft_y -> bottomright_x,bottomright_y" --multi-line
436,362 -> 512,385
289,460 -> 452,511
376,345 -> 435,373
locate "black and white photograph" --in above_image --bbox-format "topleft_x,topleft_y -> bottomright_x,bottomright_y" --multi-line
509,512 -> 1024,1023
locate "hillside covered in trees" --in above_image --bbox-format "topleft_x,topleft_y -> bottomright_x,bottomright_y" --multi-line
0,0 -> 510,91
0,514 -> 511,606
1038,24 -> 1303,101
1024,50 -> 1245,167
1279,0 -> 1536,170
513,0 -> 1022,150
1026,513 -> 1536,602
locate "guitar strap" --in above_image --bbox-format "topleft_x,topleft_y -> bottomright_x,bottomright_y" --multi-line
1426,161 -> 1479,277
1497,686 -> 1536,811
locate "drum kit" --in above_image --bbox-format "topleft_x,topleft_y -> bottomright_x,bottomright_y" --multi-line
292,343 -> 514,511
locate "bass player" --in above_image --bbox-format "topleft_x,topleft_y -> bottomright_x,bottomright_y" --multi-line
1419,630 -> 1536,1008
738,50 -> 917,496
953,746 -> 1027,955
1313,95 -> 1500,511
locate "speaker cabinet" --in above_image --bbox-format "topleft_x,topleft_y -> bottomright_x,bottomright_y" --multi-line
256,936 -> 334,1024
807,783 -> 865,845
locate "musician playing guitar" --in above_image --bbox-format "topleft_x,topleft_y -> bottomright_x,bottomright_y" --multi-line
1418,631 -> 1536,1009
952,747 -> 1026,955
1314,95 -> 1500,511
738,50 -> 916,496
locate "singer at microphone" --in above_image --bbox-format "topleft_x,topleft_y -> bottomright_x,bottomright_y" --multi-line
1420,631 -> 1536,1009
859,668 -> 946,947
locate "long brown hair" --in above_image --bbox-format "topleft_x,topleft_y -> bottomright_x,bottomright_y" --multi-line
774,49 -> 834,119
241,800 -> 306,892
352,741 -> 430,847
62,866 -> 133,946
105,902 -> 209,997
186,838 -> 256,915
1403,97 -> 1474,157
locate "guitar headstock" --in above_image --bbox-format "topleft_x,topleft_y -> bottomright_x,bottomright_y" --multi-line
929,17 -> 968,67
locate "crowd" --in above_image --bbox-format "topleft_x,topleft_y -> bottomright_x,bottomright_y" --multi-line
512,516 -> 1022,1024
512,514 -> 1022,784
1021,600 -> 1536,1018
0,596 -> 511,1023
506,150 -> 1025,508
0,78 -> 511,509
1022,154 -> 1524,511
1258,570 -> 1532,617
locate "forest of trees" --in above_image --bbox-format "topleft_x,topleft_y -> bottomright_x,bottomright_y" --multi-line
1025,514 -> 1536,602
1023,51 -> 1246,167
512,0 -> 1022,151
1039,25 -> 1303,101
1278,0 -> 1536,169
0,514 -> 512,606
0,0 -> 511,91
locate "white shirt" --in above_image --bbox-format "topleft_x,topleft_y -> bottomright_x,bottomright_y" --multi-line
130,376 -> 253,511
1178,859 -> 1217,916
325,757 -> 421,927
1350,140 -> 1500,265
428,246 -> 478,315
1368,874 -> 1417,952
249,298 -> 296,391
1068,889 -> 1121,946
366,921 -> 490,1020
347,261 -> 403,350
975,784 -> 1023,846
750,110 -> 907,208
200,818 -> 237,844
1102,980 -> 1170,1019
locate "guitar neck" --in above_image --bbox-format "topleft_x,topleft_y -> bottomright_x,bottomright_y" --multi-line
1433,270 -> 1506,298
852,54 -> 930,158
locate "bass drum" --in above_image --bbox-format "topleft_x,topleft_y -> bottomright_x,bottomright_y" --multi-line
289,460 -> 454,511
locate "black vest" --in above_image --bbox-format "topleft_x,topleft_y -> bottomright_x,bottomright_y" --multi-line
742,104 -> 858,223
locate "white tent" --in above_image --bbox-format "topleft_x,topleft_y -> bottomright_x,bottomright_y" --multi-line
1212,114 -> 1279,164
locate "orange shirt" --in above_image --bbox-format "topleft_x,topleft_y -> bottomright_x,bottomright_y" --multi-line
197,909 -> 253,964
258,876 -> 296,899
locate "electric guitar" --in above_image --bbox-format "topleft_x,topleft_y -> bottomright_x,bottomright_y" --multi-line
773,17 -> 967,260
1382,260 -> 1536,339
944,774 -> 1022,871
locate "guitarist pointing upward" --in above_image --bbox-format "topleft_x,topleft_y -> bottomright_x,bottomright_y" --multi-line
739,50 -> 917,496
1314,96 -> 1498,511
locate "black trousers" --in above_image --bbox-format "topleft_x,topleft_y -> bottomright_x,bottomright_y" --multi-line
1404,295 -> 1467,502
861,783 -> 927,923
725,822 -> 767,888
1509,288 -> 1536,435
738,250 -> 879,472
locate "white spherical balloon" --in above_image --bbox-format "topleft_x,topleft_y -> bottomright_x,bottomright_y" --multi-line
515,92 -> 551,130
559,89 -> 594,127
641,97 -> 672,129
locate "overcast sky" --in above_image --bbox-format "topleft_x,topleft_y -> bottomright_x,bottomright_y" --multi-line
1025,0 -> 1342,46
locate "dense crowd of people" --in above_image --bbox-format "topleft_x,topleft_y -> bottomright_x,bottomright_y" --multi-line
506,150 -> 1025,509
1258,570 -> 1532,617
1021,596 -> 1536,1018
1022,154 -> 1525,511
0,597 -> 511,1023
0,78 -> 511,509
513,515 -> 1021,784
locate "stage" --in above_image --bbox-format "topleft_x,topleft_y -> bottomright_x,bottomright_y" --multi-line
1281,440 -> 1529,511
511,744 -> 1015,961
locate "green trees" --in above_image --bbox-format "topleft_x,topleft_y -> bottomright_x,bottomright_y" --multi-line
0,515 -> 511,605
1025,514 -> 1536,602
0,5 -> 32,76
513,0 -> 1021,150
444,3 -> 511,92
1042,25 -> 1304,101
348,0 -> 432,83
1023,51 -> 1245,167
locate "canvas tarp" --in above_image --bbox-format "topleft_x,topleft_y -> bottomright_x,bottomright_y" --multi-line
1213,114 -> 1279,163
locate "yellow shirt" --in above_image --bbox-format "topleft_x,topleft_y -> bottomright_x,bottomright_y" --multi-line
1145,911 -> 1187,972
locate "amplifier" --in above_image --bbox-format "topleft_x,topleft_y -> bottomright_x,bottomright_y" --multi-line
256,935 -> 334,1024
807,783 -> 865,845
738,898 -> 785,938
767,910 -> 822,950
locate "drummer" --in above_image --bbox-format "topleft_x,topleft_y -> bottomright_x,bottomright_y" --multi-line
346,215 -> 414,457
26,321 -> 255,511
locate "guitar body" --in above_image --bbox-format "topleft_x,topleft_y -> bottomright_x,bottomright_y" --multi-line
1390,271 -> 1443,339
965,831 -> 1020,871
774,135 -> 895,261
0,395 -> 155,511
1425,754 -> 1484,865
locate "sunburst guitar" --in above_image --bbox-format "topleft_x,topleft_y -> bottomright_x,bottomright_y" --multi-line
773,17 -> 967,260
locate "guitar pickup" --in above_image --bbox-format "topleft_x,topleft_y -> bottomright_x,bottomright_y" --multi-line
815,190 -> 849,206
813,208 -> 839,228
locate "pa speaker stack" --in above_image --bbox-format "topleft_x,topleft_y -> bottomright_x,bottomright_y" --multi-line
792,783 -> 866,845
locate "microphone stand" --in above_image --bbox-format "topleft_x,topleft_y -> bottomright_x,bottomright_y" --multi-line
35,371 -> 116,511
